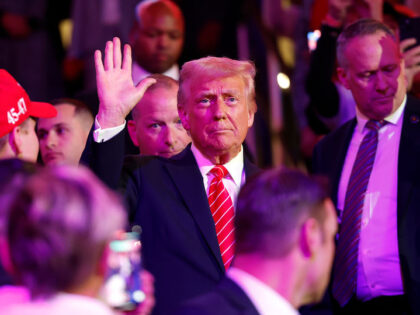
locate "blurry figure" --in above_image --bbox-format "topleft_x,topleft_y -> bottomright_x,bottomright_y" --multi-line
0,165 -> 154,315
127,74 -> 190,157
37,98 -> 93,166
175,168 -> 337,314
67,0 -> 139,94
0,69 -> 56,162
129,0 -> 185,84
0,0 -> 66,101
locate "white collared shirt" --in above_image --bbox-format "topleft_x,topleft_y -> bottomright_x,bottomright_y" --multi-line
337,96 -> 407,301
191,144 -> 245,208
228,267 -> 299,315
132,62 -> 179,85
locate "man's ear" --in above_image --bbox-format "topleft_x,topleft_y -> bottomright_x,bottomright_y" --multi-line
0,236 -> 15,276
299,218 -> 322,259
9,126 -> 22,157
127,120 -> 139,147
178,104 -> 190,131
247,102 -> 256,128
337,67 -> 350,90
97,242 -> 110,278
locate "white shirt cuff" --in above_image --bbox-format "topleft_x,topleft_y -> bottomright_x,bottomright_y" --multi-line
93,116 -> 126,143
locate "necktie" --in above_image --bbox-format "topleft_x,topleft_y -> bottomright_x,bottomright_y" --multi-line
208,165 -> 235,270
332,119 -> 387,306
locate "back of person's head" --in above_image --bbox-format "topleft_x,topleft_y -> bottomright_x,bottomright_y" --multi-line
178,57 -> 257,113
235,168 -> 329,257
336,18 -> 397,68
0,70 -> 56,161
2,166 -> 126,298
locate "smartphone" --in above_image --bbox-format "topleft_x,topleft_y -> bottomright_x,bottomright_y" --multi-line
399,17 -> 420,45
101,231 -> 145,311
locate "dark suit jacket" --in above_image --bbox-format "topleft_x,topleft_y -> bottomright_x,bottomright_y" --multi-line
173,277 -> 260,315
312,95 -> 420,314
92,134 -> 260,315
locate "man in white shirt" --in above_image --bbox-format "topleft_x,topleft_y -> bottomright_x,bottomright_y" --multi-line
312,19 -> 420,314
174,168 -> 338,315
129,0 -> 184,84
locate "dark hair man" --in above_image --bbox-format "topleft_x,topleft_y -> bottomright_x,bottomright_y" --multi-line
91,37 -> 259,314
313,19 -> 420,314
37,98 -> 94,166
176,168 -> 338,315
0,70 -> 56,162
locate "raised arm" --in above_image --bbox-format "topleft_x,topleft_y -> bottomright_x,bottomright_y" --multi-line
95,37 -> 156,128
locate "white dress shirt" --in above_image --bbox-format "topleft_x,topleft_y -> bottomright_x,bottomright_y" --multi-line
190,143 -> 245,208
337,96 -> 406,301
228,267 -> 299,315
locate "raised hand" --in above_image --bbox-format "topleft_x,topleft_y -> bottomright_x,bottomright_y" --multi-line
95,37 -> 156,128
401,38 -> 420,91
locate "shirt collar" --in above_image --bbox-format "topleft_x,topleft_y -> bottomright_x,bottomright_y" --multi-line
132,62 -> 179,84
191,143 -> 244,186
355,95 -> 407,133
227,267 -> 299,315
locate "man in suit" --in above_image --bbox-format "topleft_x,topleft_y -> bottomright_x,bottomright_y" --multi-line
312,19 -> 420,314
175,168 -> 338,315
91,37 -> 259,314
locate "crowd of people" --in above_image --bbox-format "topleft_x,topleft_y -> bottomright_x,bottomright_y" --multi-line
1,0 -> 420,314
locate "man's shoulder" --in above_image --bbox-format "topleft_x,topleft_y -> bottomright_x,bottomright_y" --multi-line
316,118 -> 356,151
173,277 -> 258,315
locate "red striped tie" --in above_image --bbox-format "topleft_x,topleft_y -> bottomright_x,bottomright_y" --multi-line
208,165 -> 235,270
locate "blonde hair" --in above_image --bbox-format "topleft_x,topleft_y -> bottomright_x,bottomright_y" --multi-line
178,56 -> 257,113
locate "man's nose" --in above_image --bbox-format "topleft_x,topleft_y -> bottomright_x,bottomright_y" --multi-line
46,132 -> 57,148
213,97 -> 228,120
157,34 -> 170,48
376,71 -> 389,92
164,127 -> 176,146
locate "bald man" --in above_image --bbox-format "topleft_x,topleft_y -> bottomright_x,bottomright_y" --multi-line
127,74 -> 190,157
130,0 -> 184,83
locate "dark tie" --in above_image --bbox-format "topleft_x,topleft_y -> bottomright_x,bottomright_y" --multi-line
332,119 -> 387,306
208,165 -> 235,270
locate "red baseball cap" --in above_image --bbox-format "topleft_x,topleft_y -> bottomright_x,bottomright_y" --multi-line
0,69 -> 57,138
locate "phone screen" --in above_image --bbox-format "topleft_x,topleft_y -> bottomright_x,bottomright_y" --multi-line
399,17 -> 420,44
101,232 -> 145,311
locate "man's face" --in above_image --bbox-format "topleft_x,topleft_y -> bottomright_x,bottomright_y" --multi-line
132,6 -> 184,74
338,32 -> 407,120
37,104 -> 89,166
18,118 -> 39,162
128,87 -> 190,158
179,75 -> 255,160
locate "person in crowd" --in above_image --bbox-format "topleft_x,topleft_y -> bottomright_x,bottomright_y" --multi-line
175,168 -> 338,315
312,19 -> 420,314
91,37 -> 259,314
0,165 -> 154,315
0,69 -> 56,162
37,98 -> 93,166
306,0 -> 420,136
127,74 -> 190,157
130,0 -> 184,84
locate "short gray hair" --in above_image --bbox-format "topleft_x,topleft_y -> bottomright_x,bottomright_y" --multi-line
336,18 -> 397,68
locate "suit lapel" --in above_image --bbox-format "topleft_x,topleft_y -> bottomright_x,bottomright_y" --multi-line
164,146 -> 225,271
331,119 -> 357,206
397,97 -> 420,221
